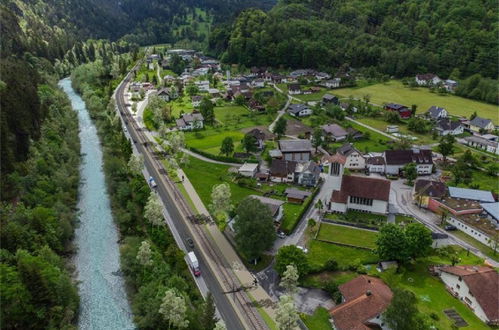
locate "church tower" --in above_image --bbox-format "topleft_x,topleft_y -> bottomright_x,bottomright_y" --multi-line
328,154 -> 346,191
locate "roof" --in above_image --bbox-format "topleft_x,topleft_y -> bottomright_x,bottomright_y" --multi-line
288,83 -> 301,91
426,106 -> 447,119
288,104 -> 311,115
384,149 -> 432,165
238,163 -> 258,172
322,124 -> 348,137
481,202 -> 499,220
191,95 -> 203,101
336,143 -> 362,157
285,188 -> 312,200
278,139 -> 312,153
385,103 -> 408,110
246,128 -> 266,140
448,187 -> 495,203
330,276 -> 393,330
331,175 -> 391,203
323,93 -> 338,100
464,136 -> 498,148
470,117 -> 492,129
416,73 -> 439,81
295,161 -> 321,175
439,266 -> 499,322
414,179 -> 448,198
249,195 -> 284,217
269,149 -> 283,158
324,153 -> 347,165
436,118 -> 462,131
270,159 -> 297,177
367,156 -> 385,166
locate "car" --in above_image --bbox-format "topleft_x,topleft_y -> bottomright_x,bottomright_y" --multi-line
185,237 -> 194,249
296,245 -> 308,254
277,231 -> 286,239
432,232 -> 449,239
444,225 -> 457,231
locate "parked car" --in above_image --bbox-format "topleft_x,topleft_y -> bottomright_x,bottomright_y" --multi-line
277,231 -> 286,239
297,245 -> 308,254
185,237 -> 194,249
444,225 -> 457,231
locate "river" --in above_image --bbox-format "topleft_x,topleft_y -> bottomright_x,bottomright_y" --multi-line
59,78 -> 135,330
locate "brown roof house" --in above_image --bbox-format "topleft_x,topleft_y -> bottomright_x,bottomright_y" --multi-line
278,139 -> 313,162
330,276 -> 393,330
328,157 -> 390,214
270,159 -> 297,183
176,111 -> 204,131
412,179 -> 448,208
245,128 -> 266,150
437,266 -> 499,325
384,149 -> 433,175
322,124 -> 348,142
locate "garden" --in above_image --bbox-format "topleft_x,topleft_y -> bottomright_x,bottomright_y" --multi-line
316,223 -> 378,249
323,210 -> 387,229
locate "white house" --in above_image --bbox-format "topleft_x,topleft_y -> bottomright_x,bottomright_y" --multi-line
176,112 -> 204,131
195,80 -> 210,92
435,119 -> 464,136
437,266 -> 498,325
287,104 -> 313,117
415,73 -> 441,86
384,149 -> 433,175
156,88 -> 170,101
251,78 -> 265,88
446,216 -> 497,248
464,136 -> 499,155
335,143 -> 366,170
328,156 -> 391,215
323,78 -> 341,88
191,95 -> 202,107
426,106 -> 448,120
238,163 -> 259,178
366,156 -> 386,173
288,83 -> 302,95
469,117 -> 495,133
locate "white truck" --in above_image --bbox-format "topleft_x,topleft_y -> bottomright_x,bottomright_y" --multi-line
148,176 -> 157,188
187,251 -> 201,277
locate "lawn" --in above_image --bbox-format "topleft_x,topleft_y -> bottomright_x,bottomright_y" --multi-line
452,231 -> 498,262
395,214 -> 415,225
324,210 -> 387,229
295,87 -> 331,102
334,80 -> 498,123
302,270 -> 357,288
356,117 -> 437,145
301,307 -> 333,330
307,240 -> 379,270
340,120 -> 394,153
169,94 -> 195,118
281,202 -> 305,233
317,223 -> 378,249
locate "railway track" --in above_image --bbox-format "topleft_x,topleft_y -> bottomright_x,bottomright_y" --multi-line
114,64 -> 267,330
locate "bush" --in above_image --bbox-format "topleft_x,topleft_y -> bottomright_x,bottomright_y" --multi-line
323,259 -> 338,272
324,281 -> 342,304
430,312 -> 439,321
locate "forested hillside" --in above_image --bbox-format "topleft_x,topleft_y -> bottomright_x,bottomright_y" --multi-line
214,0 -> 498,80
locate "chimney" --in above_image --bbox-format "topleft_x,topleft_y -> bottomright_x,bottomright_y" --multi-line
366,290 -> 372,296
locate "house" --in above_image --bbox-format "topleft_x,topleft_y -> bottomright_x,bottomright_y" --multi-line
346,127 -> 364,140
469,117 -> 495,133
481,134 -> 499,142
335,143 -> 365,170
315,72 -> 331,81
176,111 -> 204,131
435,118 -> 464,136
415,73 -> 442,86
287,104 -> 313,117
157,88 -> 171,101
444,79 -> 458,92
248,99 -> 265,112
384,149 -> 433,175
295,161 -> 321,187
366,156 -> 386,174
384,103 -> 412,119
249,195 -> 284,222
251,78 -> 265,88
481,202 -> 499,224
288,83 -> 302,95
445,214 -> 498,248
191,95 -> 202,107
237,163 -> 259,178
245,128 -> 266,150
448,187 -> 495,203
285,188 -> 312,204
413,179 -> 448,208
278,140 -> 313,162
323,78 -> 341,88
330,276 -> 393,330
322,93 -> 339,105
464,136 -> 499,155
426,106 -> 448,120
436,266 -> 498,325
269,149 -> 283,159
339,102 -> 357,113
385,125 -> 399,133
208,88 -> 220,98
194,80 -> 210,92
322,124 -> 348,142
270,159 -> 297,183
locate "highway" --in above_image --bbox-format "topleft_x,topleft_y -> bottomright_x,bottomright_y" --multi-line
114,64 -> 267,330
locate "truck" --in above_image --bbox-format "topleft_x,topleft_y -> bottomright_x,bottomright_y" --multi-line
148,176 -> 157,188
187,251 -> 201,277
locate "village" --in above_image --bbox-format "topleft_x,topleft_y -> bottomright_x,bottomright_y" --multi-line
125,47 -> 498,329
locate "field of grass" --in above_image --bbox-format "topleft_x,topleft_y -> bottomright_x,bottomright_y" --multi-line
307,240 -> 379,270
334,80 -> 498,123
339,120 -> 394,153
356,117 -> 437,145
301,307 -> 333,330
317,223 -> 378,249
302,270 -> 357,288
295,87 -> 331,102
169,94 -> 195,118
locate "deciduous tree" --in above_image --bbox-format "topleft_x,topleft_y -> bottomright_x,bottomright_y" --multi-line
281,264 -> 299,294
137,240 -> 153,266
275,295 -> 299,330
273,117 -> 287,138
220,137 -> 234,156
275,245 -> 309,277
159,289 -> 189,328
144,192 -> 164,227
383,289 -> 429,330
128,154 -> 144,175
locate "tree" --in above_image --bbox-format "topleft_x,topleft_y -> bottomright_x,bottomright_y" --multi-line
315,199 -> 324,217
214,320 -> 226,330
233,197 -> 276,261
394,136 -> 412,150
403,163 -> 417,185
128,154 -> 144,175
137,240 -> 153,266
167,131 -> 185,154
159,289 -> 189,329
186,83 -> 199,96
242,134 -> 257,153
275,295 -> 299,330
375,224 -> 408,263
385,111 -> 401,124
144,192 -> 164,227
311,128 -> 323,152
202,293 -> 217,329
273,117 -> 287,138
210,183 -> 232,217
220,137 -> 234,156
410,104 -> 417,117
383,289 -> 428,330
275,245 -> 309,277
437,134 -> 455,162
234,94 -> 246,105
200,97 -> 215,124
280,264 -> 299,294
405,223 -> 433,259
470,111 -> 478,120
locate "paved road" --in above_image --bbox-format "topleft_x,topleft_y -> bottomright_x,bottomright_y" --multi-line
114,65 -> 265,330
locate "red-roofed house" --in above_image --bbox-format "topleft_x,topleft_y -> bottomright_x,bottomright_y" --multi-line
330,276 -> 393,330
437,266 -> 499,325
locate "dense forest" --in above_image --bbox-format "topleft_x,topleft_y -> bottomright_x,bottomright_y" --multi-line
212,0 -> 498,80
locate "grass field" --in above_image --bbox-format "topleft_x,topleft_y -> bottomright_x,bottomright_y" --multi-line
301,307 -> 333,330
317,223 -> 378,249
334,80 -> 498,123
356,117 -> 437,145
307,240 -> 379,270
302,270 -> 357,288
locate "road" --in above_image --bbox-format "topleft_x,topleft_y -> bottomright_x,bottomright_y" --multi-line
114,65 -> 267,330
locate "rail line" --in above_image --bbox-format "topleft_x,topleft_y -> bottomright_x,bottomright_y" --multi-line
115,63 -> 267,330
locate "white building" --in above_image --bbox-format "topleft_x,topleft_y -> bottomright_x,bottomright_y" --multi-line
176,112 -> 204,131
237,163 -> 259,178
335,143 -> 366,170
446,216 -> 497,248
195,80 -> 210,92
287,104 -> 313,117
384,149 -> 433,175
415,73 -> 442,86
366,156 -> 386,173
437,266 -> 498,325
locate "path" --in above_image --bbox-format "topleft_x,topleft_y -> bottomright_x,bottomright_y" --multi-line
345,116 -> 400,141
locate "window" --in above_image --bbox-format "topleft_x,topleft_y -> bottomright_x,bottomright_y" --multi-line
456,284 -> 460,289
